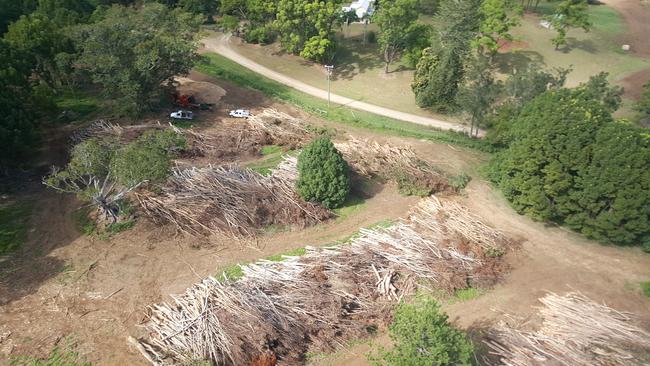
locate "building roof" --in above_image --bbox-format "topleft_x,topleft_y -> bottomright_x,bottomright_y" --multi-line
342,0 -> 375,19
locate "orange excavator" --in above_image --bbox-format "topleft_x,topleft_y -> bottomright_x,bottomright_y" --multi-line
172,93 -> 214,110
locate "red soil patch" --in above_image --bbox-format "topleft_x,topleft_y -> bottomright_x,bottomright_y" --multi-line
620,67 -> 650,100
497,39 -> 530,53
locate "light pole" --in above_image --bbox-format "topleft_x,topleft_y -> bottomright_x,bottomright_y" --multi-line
325,65 -> 334,108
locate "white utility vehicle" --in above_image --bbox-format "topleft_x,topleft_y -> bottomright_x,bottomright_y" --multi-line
170,110 -> 193,120
229,109 -> 251,118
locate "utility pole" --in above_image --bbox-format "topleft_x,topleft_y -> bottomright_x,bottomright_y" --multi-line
325,65 -> 334,108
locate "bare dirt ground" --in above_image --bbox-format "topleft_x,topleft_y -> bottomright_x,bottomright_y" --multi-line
621,67 -> 650,100
1,74 -> 649,366
602,0 -> 650,99
0,78 -> 421,365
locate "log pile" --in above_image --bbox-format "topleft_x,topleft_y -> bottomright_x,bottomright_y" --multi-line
247,109 -> 311,148
485,292 -> 650,366
137,197 -> 512,365
335,137 -> 452,194
136,161 -> 328,237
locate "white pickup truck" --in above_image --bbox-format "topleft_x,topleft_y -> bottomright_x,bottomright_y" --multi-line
229,109 -> 251,118
170,110 -> 193,120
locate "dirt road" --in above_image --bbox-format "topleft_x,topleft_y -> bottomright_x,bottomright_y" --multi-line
201,34 -> 480,136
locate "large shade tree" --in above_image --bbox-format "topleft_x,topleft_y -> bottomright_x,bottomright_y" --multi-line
545,0 -> 591,50
412,0 -> 481,112
273,0 -> 342,63
75,3 -> 201,116
373,0 -> 420,73
0,40 -> 38,170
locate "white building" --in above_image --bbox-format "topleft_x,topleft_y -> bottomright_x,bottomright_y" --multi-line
342,0 -> 376,20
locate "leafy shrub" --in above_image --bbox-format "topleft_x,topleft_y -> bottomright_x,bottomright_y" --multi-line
244,25 -> 275,44
297,137 -> 350,209
449,172 -> 471,190
369,296 -> 474,366
394,173 -> 431,197
111,130 -> 186,186
488,88 -> 650,246
643,241 -> 650,254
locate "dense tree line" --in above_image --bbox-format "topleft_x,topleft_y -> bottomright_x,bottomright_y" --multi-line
487,79 -> 649,247
0,0 -> 200,170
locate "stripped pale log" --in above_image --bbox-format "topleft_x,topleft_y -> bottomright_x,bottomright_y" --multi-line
138,197 -> 512,365
485,292 -> 650,366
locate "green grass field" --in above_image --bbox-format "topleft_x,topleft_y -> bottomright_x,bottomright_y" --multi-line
500,5 -> 650,88
0,201 -> 33,256
224,24 -> 439,118
195,53 -> 490,151
212,3 -> 648,120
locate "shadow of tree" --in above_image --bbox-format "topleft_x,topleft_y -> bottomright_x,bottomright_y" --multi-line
493,50 -> 545,74
563,37 -> 598,54
0,136 -> 83,306
331,35 -> 384,81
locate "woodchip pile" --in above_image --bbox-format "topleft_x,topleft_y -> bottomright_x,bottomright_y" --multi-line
137,197 -> 512,365
485,292 -> 650,366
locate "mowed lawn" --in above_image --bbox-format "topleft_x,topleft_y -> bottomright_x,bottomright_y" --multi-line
227,22 -> 445,118
223,3 -> 648,116
498,4 -> 649,87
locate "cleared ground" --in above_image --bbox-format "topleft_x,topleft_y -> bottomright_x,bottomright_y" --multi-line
1,75 -> 648,365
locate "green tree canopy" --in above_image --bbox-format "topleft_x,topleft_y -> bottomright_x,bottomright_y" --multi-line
0,39 -> 39,169
75,4 -> 201,116
412,0 -> 481,111
370,297 -> 474,366
34,0 -> 94,27
297,137 -> 350,209
473,0 -> 522,55
4,13 -> 73,87
458,54 -> 502,136
488,87 -> 650,246
373,0 -> 420,73
273,0 -> 342,62
545,0 -> 591,50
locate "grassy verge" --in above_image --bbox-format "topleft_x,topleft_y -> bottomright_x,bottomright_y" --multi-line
333,195 -> 367,221
244,146 -> 296,175
72,207 -> 96,235
641,281 -> 650,298
195,53 -> 492,152
10,343 -> 90,366
0,201 -> 33,256
55,92 -> 100,123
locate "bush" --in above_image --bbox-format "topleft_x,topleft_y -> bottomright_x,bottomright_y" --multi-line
369,296 -> 474,366
449,172 -> 471,190
395,173 -> 431,197
297,137 -> 350,209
